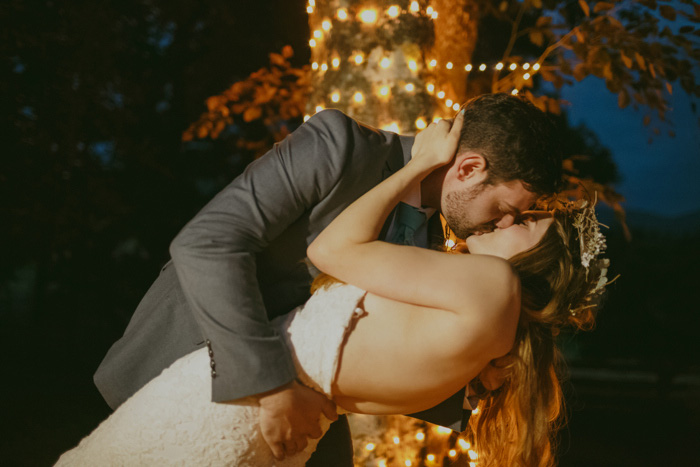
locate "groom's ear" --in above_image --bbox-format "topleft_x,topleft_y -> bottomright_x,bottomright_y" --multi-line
454,152 -> 488,182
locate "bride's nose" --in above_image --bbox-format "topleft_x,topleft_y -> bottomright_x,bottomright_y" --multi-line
495,213 -> 516,229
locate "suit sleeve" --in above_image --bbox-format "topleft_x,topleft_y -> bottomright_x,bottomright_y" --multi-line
170,110 -> 362,402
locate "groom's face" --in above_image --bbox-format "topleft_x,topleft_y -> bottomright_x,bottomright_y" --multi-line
442,179 -> 537,239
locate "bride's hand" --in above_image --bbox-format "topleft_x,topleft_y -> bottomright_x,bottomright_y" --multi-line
410,109 -> 464,170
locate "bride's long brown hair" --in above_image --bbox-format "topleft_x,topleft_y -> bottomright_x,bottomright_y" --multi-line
310,207 -> 607,466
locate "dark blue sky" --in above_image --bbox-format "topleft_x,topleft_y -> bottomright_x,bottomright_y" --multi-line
562,77 -> 700,217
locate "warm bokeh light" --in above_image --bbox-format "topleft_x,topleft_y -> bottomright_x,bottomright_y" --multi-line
354,54 -> 364,65
410,1 -> 419,13
393,436 -> 400,444
449,449 -> 457,457
458,439 -> 471,450
332,57 -> 340,68
331,92 -> 340,103
510,63 -> 517,70
426,6 -> 434,16
379,85 -> 390,97
511,89 -> 519,95
415,431 -> 425,441
303,115 -> 310,122
380,57 -> 391,68
468,449 -> 479,460
307,6 -> 314,14
496,62 -> 504,70
523,62 -> 531,70
312,62 -> 319,70
387,5 -> 400,18
408,60 -> 417,71
415,118 -> 427,129
523,72 -> 531,80
320,63 -> 328,71
315,105 -> 324,113
309,39 -> 317,47
322,20 -> 331,31
353,92 -> 364,103
445,99 -> 453,107
452,103 -> 460,111
405,83 -> 415,92
436,426 -> 452,434
313,30 -> 322,39
427,454 -> 436,462
426,83 -> 435,92
359,9 -> 378,24
365,442 -> 376,451
431,11 -> 438,19
337,8 -> 348,20
479,63 -> 486,71
533,63 -> 541,70
437,90 -> 445,99
465,64 -> 472,71
429,59 -> 437,67
383,122 -> 400,133
446,61 -> 453,69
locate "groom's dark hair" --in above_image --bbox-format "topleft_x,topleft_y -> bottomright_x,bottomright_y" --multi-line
459,93 -> 563,195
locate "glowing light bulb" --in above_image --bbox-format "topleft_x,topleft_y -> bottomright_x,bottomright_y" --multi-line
393,436 -> 400,444
354,54 -> 364,65
405,83 -> 415,92
331,92 -> 340,103
365,442 -> 376,451
321,63 -> 328,71
426,6 -> 434,15
415,431 -> 425,440
322,20 -> 331,31
431,11 -> 438,19
432,116 -> 441,123
453,103 -> 460,111
437,90 -> 445,99
353,92 -> 363,103
479,63 -> 486,71
303,114 -> 310,122
379,86 -> 390,96
496,62 -> 504,70
359,9 -> 378,23
332,57 -> 340,68
308,0 -> 315,6
468,449 -> 479,460
312,62 -> 319,70
387,5 -> 400,18
523,72 -> 531,80
473,406 -> 480,414
523,63 -> 531,70
429,59 -> 437,67
315,105 -> 324,112
405,461 -> 412,467
511,89 -> 519,95
408,60 -> 417,71
380,57 -> 391,68
410,1 -> 419,13
458,439 -> 471,450
307,6 -> 314,13
446,99 -> 453,107
533,63 -> 541,70
465,64 -> 472,71
313,30 -> 322,39
427,454 -> 436,462
337,8 -> 348,20
383,122 -> 400,133
379,461 -> 387,467
426,83 -> 435,93
446,61 -> 453,69
510,63 -> 517,70
449,449 -> 457,457
436,426 -> 452,434
469,463 -> 477,467
309,39 -> 316,47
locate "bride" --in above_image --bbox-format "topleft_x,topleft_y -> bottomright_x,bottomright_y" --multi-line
56,112 -> 610,466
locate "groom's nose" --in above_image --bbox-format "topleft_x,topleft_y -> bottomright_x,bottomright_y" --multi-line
495,213 -> 516,229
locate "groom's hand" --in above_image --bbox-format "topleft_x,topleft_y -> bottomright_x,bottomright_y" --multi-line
257,380 -> 338,460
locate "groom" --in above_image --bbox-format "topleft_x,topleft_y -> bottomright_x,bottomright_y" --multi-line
94,93 -> 562,464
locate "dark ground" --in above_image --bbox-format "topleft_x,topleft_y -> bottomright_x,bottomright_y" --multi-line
1,311 -> 698,466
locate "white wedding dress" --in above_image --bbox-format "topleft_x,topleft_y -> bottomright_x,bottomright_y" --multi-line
55,283 -> 367,466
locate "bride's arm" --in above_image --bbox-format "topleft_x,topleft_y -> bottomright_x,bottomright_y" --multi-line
307,113 -> 518,317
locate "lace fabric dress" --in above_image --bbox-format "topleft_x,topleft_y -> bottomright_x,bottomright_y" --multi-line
55,283 -> 366,466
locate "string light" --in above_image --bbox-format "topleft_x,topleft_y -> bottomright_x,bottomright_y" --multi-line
449,449 -> 457,457
354,53 -> 364,65
408,60 -> 417,71
496,62 -> 504,70
446,61 -> 453,69
359,9 -> 378,23
365,442 -> 376,451
458,439 -> 471,450
468,449 -> 479,460
479,63 -> 486,71
415,432 -> 425,441
380,57 -> 391,68
429,59 -> 437,67
426,6 -> 434,15
308,0 -> 315,6
312,62 -> 319,70
465,64 -> 472,71
315,105 -> 324,113
393,436 -> 401,444
313,30 -> 322,39
426,83 -> 435,93
322,20 -> 331,31
427,454 -> 436,462
452,103 -> 460,111
510,63 -> 517,70
337,8 -> 348,20
387,5 -> 400,18
307,5 -> 314,14
410,1 -> 419,13
303,115 -> 310,122
445,99 -> 453,107
353,91 -> 364,103
523,63 -> 531,70
321,63 -> 328,71
533,63 -> 541,70
405,461 -> 412,467
470,463 -> 477,467
332,57 -> 340,68
331,91 -> 340,103
379,461 -> 387,467
437,90 -> 445,99
309,39 -> 317,47
379,85 -> 390,97
431,11 -> 438,19
436,426 -> 452,434
523,72 -> 531,80
382,122 -> 400,133
405,83 -> 415,92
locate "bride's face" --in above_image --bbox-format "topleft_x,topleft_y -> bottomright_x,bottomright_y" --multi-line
465,211 -> 553,259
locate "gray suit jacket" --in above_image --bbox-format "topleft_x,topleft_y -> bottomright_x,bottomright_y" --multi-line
94,109 -> 469,431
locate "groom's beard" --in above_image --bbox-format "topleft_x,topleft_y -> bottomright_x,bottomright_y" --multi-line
443,184 -> 493,239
